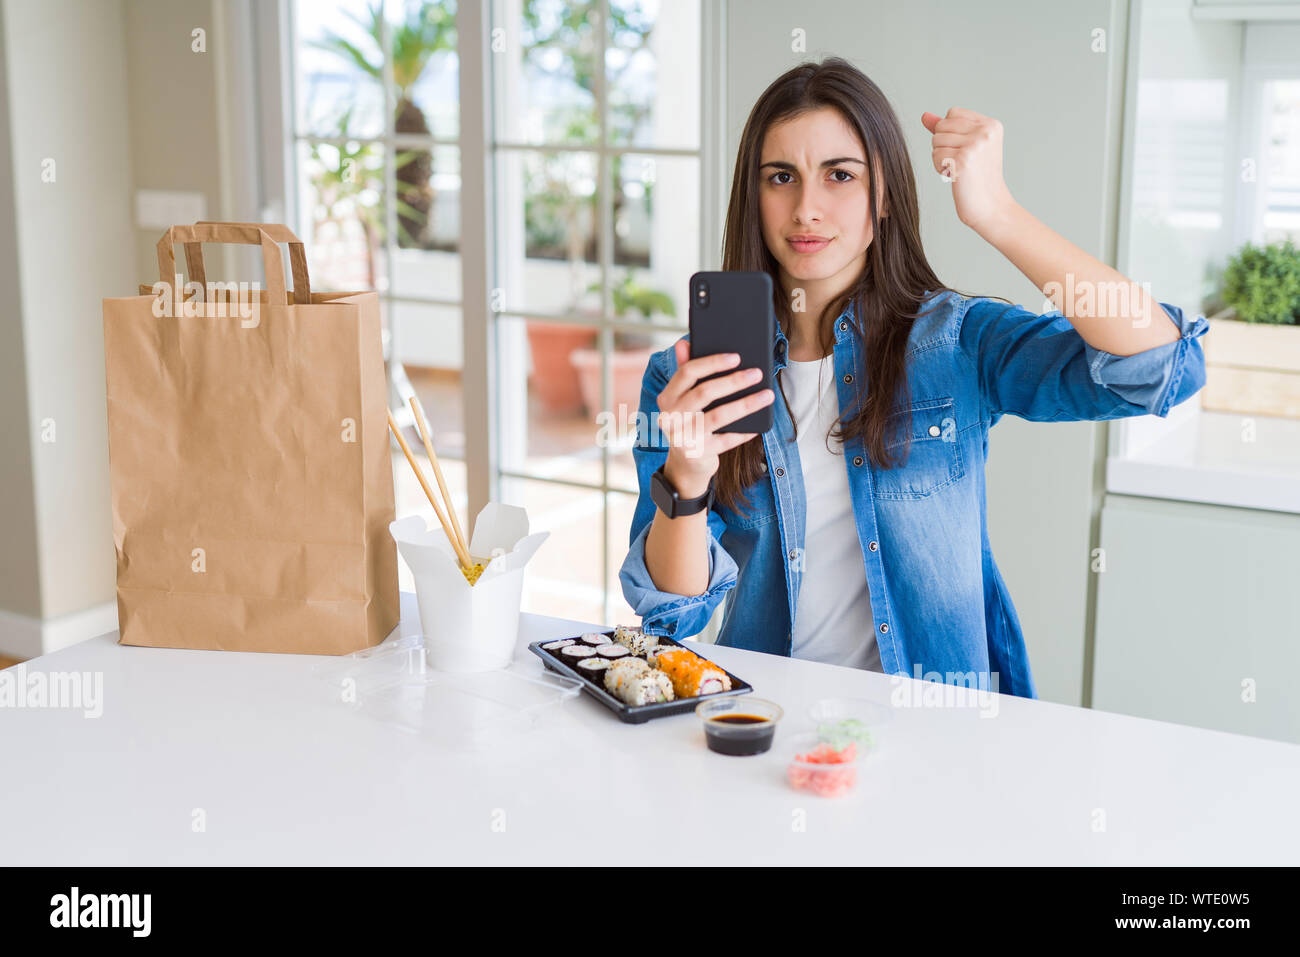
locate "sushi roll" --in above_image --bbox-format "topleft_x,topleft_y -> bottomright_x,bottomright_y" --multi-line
654,647 -> 732,698
560,644 -> 596,661
576,657 -> 610,680
542,638 -> 575,651
612,624 -> 655,656
603,656 -> 651,696
594,643 -> 630,659
645,644 -> 675,665
614,670 -> 675,706
606,655 -> 649,676
580,632 -> 612,645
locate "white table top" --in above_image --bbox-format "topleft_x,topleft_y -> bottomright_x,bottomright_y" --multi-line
3,592 -> 1297,865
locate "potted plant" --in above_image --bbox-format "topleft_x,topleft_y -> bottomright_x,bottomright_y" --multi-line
307,108 -> 393,288
1202,239 -> 1300,418
313,0 -> 455,248
570,270 -> 676,418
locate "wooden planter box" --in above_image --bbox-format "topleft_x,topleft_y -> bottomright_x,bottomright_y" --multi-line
1201,311 -> 1300,419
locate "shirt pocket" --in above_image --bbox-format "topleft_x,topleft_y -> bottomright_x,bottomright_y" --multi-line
870,396 -> 965,500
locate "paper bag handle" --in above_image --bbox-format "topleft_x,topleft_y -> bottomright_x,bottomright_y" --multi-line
155,223 -> 310,307
189,222 -> 312,304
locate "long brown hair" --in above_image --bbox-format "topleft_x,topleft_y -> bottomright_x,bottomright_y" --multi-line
716,56 -> 980,513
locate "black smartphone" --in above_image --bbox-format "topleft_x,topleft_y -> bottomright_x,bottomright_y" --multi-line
687,270 -> 776,434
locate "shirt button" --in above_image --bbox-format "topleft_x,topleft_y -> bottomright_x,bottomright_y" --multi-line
879,622 -> 889,634
868,540 -> 878,551
843,373 -> 853,384
775,467 -> 784,476
839,321 -> 848,332
789,549 -> 798,561
928,424 -> 941,437
853,455 -> 863,467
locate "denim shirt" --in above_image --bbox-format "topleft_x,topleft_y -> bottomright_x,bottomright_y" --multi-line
618,290 -> 1209,698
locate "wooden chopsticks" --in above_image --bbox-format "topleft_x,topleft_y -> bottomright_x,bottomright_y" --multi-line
387,404 -> 477,578
409,396 -> 470,563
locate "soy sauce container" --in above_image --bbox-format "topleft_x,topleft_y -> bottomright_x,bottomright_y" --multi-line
696,697 -> 783,756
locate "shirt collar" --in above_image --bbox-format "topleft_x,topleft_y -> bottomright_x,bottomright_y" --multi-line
773,298 -> 856,372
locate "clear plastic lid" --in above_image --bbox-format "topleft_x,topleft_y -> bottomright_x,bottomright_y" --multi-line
310,634 -> 584,751
807,697 -> 893,753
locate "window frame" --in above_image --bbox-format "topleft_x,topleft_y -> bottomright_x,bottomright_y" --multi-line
1233,21 -> 1300,248
480,0 -> 725,625
1107,0 -> 1300,515
262,0 -> 727,626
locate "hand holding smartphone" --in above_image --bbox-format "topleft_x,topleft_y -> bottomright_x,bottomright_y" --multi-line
652,272 -> 777,500
687,271 -> 776,434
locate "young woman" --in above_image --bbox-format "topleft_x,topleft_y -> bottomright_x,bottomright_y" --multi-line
618,57 -> 1208,698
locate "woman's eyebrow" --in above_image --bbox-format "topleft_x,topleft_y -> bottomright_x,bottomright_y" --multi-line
759,157 -> 866,170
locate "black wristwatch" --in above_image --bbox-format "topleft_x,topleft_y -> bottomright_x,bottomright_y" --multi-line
651,465 -> 714,518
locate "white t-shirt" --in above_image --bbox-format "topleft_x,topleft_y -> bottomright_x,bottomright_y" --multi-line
780,355 -> 882,671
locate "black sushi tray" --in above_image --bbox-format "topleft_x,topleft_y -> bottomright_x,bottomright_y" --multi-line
528,631 -> 753,724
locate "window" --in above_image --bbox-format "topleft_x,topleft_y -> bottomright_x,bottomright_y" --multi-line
1109,5 -> 1300,515
487,0 -> 707,626
1246,79 -> 1300,245
280,0 -> 717,621
288,1 -> 468,592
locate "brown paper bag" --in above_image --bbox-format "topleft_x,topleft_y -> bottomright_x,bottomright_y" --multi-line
102,223 -> 398,654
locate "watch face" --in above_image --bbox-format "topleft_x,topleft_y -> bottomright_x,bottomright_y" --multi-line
651,468 -> 675,517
